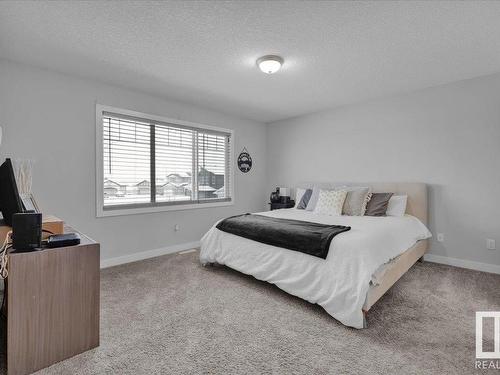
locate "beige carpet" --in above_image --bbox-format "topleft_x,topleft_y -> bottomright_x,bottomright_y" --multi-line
1,249 -> 499,374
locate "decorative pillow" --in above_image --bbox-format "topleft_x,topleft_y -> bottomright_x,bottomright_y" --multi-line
386,195 -> 408,217
306,185 -> 345,211
294,188 -> 306,208
297,188 -> 313,209
364,193 -> 393,216
342,187 -> 371,216
305,186 -> 320,211
314,189 -> 348,216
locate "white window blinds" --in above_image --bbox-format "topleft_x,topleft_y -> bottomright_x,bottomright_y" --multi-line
101,111 -> 232,211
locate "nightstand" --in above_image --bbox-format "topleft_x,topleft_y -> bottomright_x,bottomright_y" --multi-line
269,200 -> 295,210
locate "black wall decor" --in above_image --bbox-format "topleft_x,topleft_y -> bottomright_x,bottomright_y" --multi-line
237,147 -> 252,173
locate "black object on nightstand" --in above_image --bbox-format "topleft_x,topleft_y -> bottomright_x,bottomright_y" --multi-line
269,200 -> 295,210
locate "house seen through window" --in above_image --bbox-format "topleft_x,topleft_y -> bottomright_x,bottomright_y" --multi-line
100,109 -> 232,213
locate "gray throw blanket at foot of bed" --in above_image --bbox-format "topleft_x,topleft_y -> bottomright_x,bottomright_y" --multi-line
215,214 -> 351,259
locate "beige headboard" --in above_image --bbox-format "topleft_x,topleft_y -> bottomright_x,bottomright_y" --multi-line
298,182 -> 428,225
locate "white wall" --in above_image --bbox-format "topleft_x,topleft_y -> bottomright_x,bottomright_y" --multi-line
2,58 -> 499,271
0,60 -> 268,261
268,73 -> 500,268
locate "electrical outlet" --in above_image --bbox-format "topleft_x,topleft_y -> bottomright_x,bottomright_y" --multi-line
486,238 -> 496,250
174,224 -> 180,232
437,233 -> 444,242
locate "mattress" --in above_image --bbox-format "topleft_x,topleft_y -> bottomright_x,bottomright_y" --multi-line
200,208 -> 431,328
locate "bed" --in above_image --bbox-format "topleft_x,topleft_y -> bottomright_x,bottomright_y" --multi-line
200,182 -> 431,328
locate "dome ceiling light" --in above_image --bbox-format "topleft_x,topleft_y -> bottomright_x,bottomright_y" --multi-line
256,55 -> 284,74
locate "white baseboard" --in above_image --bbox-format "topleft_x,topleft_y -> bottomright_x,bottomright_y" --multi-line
424,253 -> 500,275
100,241 -> 200,269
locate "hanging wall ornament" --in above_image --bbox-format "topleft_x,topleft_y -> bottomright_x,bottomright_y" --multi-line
237,147 -> 252,173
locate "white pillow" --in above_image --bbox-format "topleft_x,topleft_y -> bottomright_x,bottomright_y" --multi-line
294,188 -> 306,208
306,185 -> 345,211
386,195 -> 408,217
313,189 -> 347,216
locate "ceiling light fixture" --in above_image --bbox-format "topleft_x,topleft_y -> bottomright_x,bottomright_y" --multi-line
257,55 -> 284,74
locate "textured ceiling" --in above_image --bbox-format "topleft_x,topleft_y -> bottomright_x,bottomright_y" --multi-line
1,1 -> 500,123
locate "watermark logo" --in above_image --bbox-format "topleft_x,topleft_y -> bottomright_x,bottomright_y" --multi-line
476,312 -> 500,359
475,311 -> 500,370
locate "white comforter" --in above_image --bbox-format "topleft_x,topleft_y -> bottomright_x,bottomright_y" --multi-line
199,209 -> 431,328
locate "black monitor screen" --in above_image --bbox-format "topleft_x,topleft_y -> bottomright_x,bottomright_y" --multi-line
0,158 -> 24,226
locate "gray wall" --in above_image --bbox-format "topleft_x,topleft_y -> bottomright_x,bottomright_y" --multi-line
2,57 -> 499,269
0,60 -> 268,261
267,73 -> 500,267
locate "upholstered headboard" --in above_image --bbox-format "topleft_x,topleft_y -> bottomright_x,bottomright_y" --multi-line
297,182 -> 428,225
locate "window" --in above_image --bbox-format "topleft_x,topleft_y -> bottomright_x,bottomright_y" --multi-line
96,105 -> 233,216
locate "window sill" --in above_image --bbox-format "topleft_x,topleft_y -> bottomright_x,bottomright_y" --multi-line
97,199 -> 234,218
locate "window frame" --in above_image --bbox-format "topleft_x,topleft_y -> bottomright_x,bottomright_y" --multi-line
96,104 -> 235,217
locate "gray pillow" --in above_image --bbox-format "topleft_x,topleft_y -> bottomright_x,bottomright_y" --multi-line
297,189 -> 313,209
305,186 -> 320,211
342,187 -> 371,216
364,193 -> 393,216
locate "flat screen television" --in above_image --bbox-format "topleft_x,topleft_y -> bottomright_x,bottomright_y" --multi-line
0,158 -> 25,226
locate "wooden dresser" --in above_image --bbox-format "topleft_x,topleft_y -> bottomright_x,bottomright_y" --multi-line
4,224 -> 100,375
